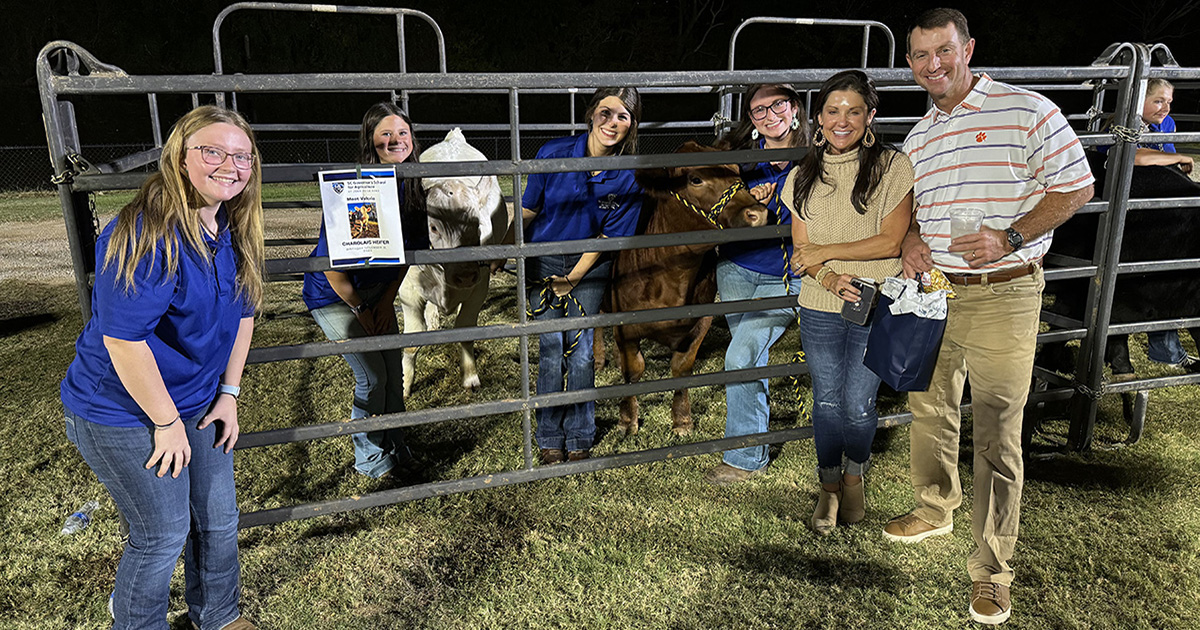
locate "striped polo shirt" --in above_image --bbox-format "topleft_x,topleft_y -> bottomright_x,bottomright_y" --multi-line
903,73 -> 1094,273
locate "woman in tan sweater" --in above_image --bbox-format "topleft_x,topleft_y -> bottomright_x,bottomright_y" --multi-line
784,70 -> 914,534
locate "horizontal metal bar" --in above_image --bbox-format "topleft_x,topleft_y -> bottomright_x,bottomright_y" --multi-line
239,421 -> 818,527
1036,328 -> 1088,344
1102,372 -> 1200,393
70,146 -> 807,192
265,223 -> 790,275
1116,258 -> 1200,274
50,66 -> 1129,96
1107,317 -> 1200,335
236,361 -> 802,449
248,294 -> 799,363
249,120 -> 717,133
1043,265 -> 1100,281
1040,310 -> 1083,329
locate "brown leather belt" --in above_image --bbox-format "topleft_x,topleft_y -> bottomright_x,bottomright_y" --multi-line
943,263 -> 1039,286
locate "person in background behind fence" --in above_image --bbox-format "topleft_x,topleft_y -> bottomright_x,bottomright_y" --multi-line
60,105 -> 263,630
302,102 -> 426,478
784,70 -> 913,533
704,83 -> 808,485
892,8 -> 1094,625
1098,78 -> 1200,372
504,87 -> 644,464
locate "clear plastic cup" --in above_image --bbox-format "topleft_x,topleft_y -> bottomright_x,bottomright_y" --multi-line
949,207 -> 984,240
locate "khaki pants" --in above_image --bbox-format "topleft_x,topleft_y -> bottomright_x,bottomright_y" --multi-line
908,268 -> 1043,586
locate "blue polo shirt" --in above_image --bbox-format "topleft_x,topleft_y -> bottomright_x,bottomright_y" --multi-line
721,140 -> 795,277
302,181 -> 413,311
521,133 -> 642,243
61,208 -> 255,428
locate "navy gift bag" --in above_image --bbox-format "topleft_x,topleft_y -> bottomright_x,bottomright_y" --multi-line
863,293 -> 946,392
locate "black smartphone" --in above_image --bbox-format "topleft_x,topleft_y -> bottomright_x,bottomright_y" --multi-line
840,278 -> 878,326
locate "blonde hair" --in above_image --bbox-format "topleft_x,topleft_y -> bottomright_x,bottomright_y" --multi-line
104,105 -> 265,310
1147,78 -> 1174,96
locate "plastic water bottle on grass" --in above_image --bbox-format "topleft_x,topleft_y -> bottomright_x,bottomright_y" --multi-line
61,500 -> 100,535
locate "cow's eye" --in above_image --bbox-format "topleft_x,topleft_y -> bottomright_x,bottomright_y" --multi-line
689,176 -> 703,186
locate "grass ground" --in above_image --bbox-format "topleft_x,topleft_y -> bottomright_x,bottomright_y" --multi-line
2,187 -> 1199,629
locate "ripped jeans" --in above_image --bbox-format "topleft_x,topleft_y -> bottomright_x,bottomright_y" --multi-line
799,307 -> 881,485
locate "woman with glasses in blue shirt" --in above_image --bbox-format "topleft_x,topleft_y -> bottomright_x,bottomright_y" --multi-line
61,106 -> 263,630
705,84 -> 810,485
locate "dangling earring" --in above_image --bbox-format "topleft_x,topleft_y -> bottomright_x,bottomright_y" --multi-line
812,129 -> 827,147
791,117 -> 800,131
751,128 -> 760,141
863,129 -> 876,148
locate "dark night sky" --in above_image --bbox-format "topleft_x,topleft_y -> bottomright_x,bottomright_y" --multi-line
10,0 -> 1200,146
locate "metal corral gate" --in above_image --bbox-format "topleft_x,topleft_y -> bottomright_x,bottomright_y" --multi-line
36,26 -> 1200,528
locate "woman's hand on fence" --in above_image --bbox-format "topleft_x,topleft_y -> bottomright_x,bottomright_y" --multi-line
146,422 -> 191,478
199,393 -> 240,454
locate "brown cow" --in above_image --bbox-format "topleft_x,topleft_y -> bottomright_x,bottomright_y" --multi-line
610,142 -> 769,436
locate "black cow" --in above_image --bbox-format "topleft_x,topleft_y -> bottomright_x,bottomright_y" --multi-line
1041,152 -> 1200,378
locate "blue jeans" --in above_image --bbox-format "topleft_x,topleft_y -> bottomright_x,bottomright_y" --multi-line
799,307 -> 881,485
716,259 -> 799,472
311,282 -> 409,478
528,254 -> 611,451
1147,330 -> 1186,365
65,409 -> 241,630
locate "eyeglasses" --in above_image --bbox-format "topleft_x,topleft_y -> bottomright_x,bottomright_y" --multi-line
748,98 -> 791,121
188,146 -> 255,170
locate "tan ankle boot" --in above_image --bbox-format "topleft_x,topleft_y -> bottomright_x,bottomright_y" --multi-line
840,479 -> 866,524
811,487 -> 841,535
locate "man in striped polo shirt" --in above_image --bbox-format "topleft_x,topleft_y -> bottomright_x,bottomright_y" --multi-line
885,8 -> 1095,625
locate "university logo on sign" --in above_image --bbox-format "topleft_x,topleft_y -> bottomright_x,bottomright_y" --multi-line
332,182 -> 345,194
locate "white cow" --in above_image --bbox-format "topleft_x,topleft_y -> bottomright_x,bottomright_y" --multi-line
400,128 -> 507,397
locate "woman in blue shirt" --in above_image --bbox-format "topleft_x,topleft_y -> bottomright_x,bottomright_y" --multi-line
302,102 -> 425,478
516,87 -> 643,464
60,106 -> 263,629
705,84 -> 810,485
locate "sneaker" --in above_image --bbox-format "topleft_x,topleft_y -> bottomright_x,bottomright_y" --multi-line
882,512 -> 953,543
107,592 -> 114,620
969,581 -> 1012,625
1176,355 -> 1200,373
703,462 -> 763,486
192,616 -> 258,630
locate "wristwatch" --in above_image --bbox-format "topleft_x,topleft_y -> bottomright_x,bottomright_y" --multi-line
1004,227 -> 1025,252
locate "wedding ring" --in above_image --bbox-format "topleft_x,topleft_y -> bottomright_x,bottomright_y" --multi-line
838,288 -> 846,296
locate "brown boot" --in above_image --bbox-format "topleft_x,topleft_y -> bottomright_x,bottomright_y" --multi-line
539,448 -> 565,465
811,486 -> 841,535
839,478 -> 866,524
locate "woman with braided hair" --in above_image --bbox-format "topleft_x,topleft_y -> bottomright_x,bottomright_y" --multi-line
509,87 -> 643,464
704,83 -> 809,485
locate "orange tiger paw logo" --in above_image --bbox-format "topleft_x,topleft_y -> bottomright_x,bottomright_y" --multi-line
976,132 -> 987,143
